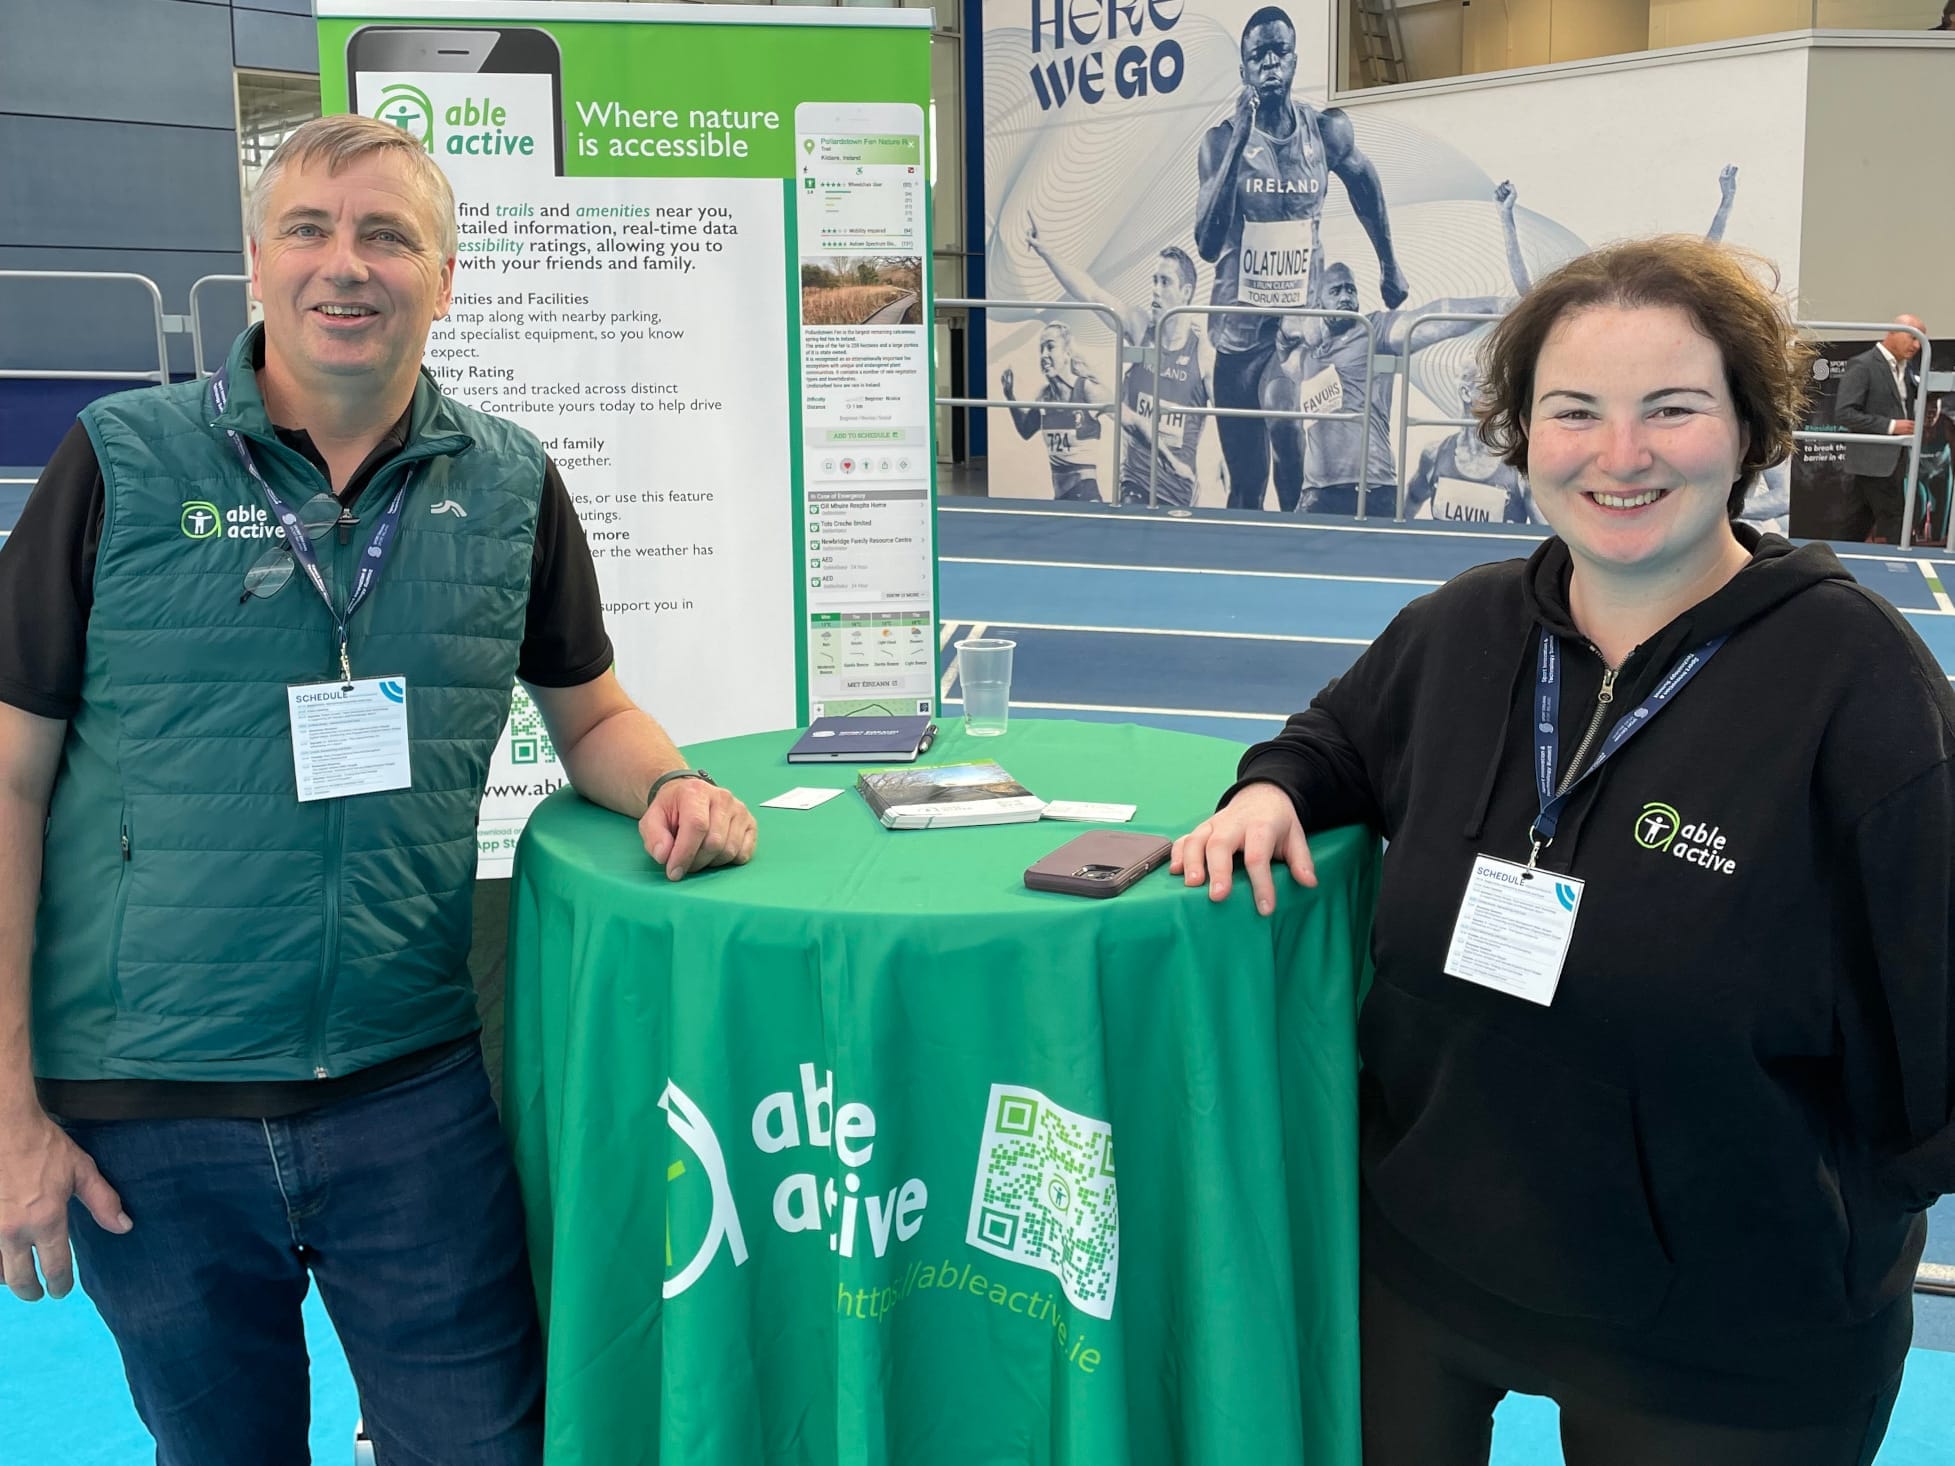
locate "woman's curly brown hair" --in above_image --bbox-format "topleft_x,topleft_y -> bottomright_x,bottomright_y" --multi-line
1474,235 -> 1813,517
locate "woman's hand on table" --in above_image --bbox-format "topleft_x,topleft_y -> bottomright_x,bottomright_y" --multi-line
641,779 -> 758,881
1170,782 -> 1316,917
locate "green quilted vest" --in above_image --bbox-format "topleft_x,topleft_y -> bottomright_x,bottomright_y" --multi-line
32,327 -> 545,1082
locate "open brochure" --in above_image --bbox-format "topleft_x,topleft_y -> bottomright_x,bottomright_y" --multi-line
855,761 -> 1045,830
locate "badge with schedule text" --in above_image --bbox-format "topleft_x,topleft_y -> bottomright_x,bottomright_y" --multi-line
1443,855 -> 1585,1007
287,677 -> 412,803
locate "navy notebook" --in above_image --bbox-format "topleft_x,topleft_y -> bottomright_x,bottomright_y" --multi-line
786,715 -> 937,763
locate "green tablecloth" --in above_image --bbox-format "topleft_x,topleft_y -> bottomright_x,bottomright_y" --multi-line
504,719 -> 1377,1466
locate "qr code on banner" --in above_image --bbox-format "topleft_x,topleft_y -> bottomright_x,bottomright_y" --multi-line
965,1084 -> 1119,1320
507,689 -> 557,766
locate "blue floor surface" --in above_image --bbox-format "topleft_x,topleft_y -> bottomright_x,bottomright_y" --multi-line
3,1285 -> 1948,1463
1488,1343 -> 1955,1464
4,1282 -> 359,1464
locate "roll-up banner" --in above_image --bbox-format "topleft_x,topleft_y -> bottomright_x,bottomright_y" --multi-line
318,1 -> 938,873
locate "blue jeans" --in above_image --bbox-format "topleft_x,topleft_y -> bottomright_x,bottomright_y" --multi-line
62,1042 -> 544,1465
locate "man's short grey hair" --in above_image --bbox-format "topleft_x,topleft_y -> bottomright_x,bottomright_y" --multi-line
247,114 -> 458,258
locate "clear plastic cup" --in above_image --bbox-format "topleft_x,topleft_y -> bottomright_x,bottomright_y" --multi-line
954,638 -> 1015,736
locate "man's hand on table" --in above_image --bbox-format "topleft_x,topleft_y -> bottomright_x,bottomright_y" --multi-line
640,779 -> 758,882
1170,782 -> 1316,917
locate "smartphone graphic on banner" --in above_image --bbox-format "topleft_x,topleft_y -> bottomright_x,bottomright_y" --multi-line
793,101 -> 936,721
346,26 -> 564,177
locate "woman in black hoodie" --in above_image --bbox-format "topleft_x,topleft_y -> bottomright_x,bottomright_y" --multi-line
1174,237 -> 1955,1465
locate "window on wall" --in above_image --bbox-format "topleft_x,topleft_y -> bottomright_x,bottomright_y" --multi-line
236,70 -> 325,209
1337,0 -> 1937,94
234,70 -> 325,320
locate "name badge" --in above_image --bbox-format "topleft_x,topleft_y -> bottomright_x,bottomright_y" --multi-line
287,677 -> 412,803
1239,219 -> 1311,309
1442,855 -> 1585,1006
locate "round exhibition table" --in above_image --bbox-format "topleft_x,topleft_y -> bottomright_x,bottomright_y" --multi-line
503,718 -> 1377,1466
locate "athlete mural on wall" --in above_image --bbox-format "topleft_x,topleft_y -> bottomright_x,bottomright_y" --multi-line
1260,178 -> 1529,517
1405,361 -> 1537,525
1194,5 -> 1405,511
982,0 -> 1793,520
1022,215 -> 1213,507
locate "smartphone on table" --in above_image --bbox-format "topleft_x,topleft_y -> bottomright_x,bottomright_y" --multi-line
1024,831 -> 1173,898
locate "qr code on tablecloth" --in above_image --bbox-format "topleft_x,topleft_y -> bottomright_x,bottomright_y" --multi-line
965,1083 -> 1119,1320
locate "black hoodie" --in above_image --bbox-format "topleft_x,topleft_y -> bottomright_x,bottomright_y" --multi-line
1233,527 -> 1955,1425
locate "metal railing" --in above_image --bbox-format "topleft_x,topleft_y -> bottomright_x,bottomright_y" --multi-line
936,296 -> 1129,502
3,274 -> 1940,554
943,298 -> 1943,546
0,271 -> 170,386
1148,304 -> 1379,513
188,273 -> 251,378
1792,319 -> 1932,551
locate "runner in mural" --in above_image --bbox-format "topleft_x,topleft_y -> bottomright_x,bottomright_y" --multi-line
1913,396 -> 1952,547
1263,180 -> 1529,518
1405,362 -> 1540,524
1001,319 -> 1107,503
1022,215 -> 1214,508
1194,3 -> 1405,512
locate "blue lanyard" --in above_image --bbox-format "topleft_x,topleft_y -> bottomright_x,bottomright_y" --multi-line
210,365 -> 413,684
1530,626 -> 1726,864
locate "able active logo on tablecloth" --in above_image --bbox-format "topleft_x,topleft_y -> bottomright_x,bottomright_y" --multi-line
658,1080 -> 748,1299
657,1066 -> 1122,1355
660,1063 -> 930,1300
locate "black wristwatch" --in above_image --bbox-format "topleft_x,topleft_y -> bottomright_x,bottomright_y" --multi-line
647,768 -> 715,808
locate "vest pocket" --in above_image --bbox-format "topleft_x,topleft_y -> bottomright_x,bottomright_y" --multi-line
103,811 -> 134,1009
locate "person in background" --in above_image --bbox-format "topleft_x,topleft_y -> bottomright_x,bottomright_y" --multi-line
1833,316 -> 1926,543
0,114 -> 755,1465
1174,236 -> 1951,1465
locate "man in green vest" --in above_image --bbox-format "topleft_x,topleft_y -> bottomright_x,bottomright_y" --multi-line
0,114 -> 755,1463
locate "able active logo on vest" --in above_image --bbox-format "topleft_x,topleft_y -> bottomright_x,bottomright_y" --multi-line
659,1068 -> 1120,1374
1633,800 -> 1740,876
179,500 -> 286,542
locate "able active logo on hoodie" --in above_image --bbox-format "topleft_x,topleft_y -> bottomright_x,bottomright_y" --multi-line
1633,801 -> 1740,876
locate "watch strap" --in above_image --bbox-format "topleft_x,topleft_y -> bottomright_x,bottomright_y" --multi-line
648,768 -> 714,807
